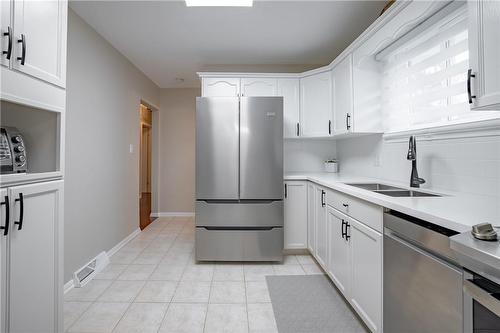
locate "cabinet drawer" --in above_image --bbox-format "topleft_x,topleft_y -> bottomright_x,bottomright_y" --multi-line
327,189 -> 382,232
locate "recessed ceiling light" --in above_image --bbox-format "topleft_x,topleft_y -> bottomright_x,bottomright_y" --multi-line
185,0 -> 253,7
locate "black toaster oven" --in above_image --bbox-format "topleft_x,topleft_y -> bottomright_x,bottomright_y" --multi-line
0,127 -> 27,174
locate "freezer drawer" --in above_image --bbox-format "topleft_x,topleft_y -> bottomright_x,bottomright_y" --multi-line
195,200 -> 283,228
195,227 -> 283,261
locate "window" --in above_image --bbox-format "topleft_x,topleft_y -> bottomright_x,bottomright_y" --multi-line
380,5 -> 499,133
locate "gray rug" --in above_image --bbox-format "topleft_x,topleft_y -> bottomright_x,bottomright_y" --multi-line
266,275 -> 369,333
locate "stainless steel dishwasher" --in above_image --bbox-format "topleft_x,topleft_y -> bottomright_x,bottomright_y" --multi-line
384,210 -> 464,333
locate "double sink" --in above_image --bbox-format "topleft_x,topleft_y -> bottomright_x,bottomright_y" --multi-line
345,183 -> 442,197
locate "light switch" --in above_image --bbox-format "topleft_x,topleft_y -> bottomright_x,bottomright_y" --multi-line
129,144 -> 134,154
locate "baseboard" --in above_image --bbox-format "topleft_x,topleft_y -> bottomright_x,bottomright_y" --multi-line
64,279 -> 74,294
63,227 -> 141,294
151,212 -> 195,218
107,228 -> 141,258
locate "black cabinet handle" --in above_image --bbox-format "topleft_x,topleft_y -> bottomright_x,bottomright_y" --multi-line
14,193 -> 23,230
296,123 -> 300,137
17,34 -> 26,65
3,26 -> 12,60
321,190 -> 326,207
284,184 -> 287,198
342,203 -> 349,208
346,113 -> 351,130
328,120 -> 332,135
345,222 -> 351,241
467,69 -> 476,104
0,196 -> 9,236
341,219 -> 346,239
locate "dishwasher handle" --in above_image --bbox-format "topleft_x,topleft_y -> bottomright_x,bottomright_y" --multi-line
463,279 -> 500,317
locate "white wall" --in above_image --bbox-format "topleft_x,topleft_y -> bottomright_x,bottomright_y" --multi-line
156,88 -> 199,214
284,140 -> 337,173
337,133 -> 500,199
65,10 -> 160,282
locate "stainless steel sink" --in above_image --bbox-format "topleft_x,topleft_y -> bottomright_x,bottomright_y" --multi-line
345,183 -> 443,197
374,190 -> 442,197
344,183 -> 405,191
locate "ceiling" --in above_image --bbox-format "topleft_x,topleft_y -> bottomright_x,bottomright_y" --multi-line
70,1 -> 385,88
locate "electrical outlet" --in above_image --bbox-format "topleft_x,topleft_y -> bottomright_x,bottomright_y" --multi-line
374,153 -> 381,167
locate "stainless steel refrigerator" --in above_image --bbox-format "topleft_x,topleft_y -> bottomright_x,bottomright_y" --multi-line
195,96 -> 284,262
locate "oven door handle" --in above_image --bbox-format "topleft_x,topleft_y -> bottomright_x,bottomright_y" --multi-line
463,279 -> 500,317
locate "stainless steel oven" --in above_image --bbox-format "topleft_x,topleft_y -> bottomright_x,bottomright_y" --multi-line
463,270 -> 500,332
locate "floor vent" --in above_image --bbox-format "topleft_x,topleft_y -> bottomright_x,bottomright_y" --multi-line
73,251 -> 109,288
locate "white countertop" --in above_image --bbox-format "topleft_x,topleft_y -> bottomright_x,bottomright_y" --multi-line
285,172 -> 500,233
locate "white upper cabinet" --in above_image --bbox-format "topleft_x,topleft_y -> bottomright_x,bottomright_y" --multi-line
277,78 -> 300,138
240,78 -> 277,97
12,0 -> 67,88
468,0 -> 500,110
300,71 -> 332,137
332,54 -> 353,134
202,77 -> 240,97
0,0 -> 11,68
284,181 -> 307,250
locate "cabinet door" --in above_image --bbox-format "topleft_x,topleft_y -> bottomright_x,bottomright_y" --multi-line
13,0 -> 67,87
8,181 -> 63,333
284,181 -> 307,250
0,189 -> 7,333
332,55 -> 353,134
277,78 -> 300,138
315,187 -> 327,267
350,218 -> 382,333
241,78 -> 277,97
327,208 -> 351,296
307,182 -> 315,253
0,0 -> 11,67
202,77 -> 240,97
300,71 -> 332,137
468,0 -> 500,110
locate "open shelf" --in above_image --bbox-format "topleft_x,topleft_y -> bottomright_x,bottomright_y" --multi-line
0,100 -> 63,186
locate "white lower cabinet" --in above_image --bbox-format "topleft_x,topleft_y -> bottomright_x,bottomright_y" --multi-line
0,180 -> 63,333
349,218 -> 382,333
307,182 -> 316,253
303,180 -> 383,333
315,186 -> 328,267
327,207 -> 350,295
284,181 -> 307,250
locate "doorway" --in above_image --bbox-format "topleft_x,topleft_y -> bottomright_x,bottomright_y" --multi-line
139,104 -> 153,230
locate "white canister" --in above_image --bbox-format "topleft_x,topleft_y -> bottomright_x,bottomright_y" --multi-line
324,160 -> 338,173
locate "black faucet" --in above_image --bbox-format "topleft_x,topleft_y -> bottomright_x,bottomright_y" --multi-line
407,136 -> 426,188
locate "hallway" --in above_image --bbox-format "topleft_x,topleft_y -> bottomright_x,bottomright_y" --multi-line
64,217 -> 324,332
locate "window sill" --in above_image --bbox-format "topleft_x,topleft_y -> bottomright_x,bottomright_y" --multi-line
383,117 -> 500,142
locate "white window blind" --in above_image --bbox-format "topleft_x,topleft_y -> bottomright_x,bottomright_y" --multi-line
380,6 -> 497,133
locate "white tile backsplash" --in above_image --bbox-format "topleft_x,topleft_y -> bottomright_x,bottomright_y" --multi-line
336,134 -> 500,198
284,140 -> 337,173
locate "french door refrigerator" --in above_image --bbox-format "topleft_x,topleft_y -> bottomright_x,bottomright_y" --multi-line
195,96 -> 284,261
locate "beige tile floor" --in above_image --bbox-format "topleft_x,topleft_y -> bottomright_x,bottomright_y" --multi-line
64,217 -> 324,333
